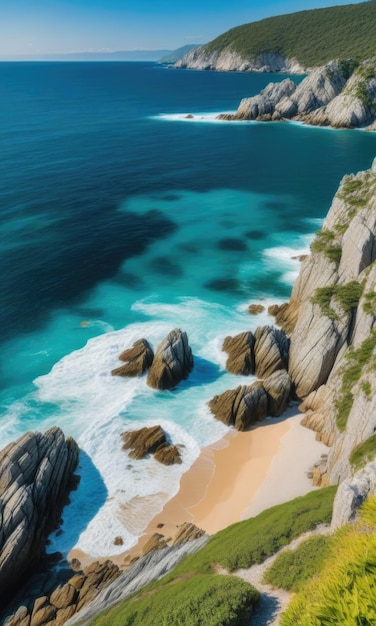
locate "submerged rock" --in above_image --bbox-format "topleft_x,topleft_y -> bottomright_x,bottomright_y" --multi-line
147,328 -> 193,390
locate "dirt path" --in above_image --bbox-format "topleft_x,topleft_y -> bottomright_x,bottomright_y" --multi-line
229,525 -> 331,625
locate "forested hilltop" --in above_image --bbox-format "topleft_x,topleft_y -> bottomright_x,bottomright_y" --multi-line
176,1 -> 376,72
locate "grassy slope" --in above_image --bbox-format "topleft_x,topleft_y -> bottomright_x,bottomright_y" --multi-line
281,496 -> 376,625
88,488 -> 336,626
202,2 -> 376,67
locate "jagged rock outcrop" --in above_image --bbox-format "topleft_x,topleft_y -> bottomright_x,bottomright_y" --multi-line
121,425 -> 183,465
3,560 -> 121,626
0,428 -> 79,600
147,328 -> 193,390
208,369 -> 292,430
222,331 -> 255,375
263,369 -> 292,417
254,325 -> 289,379
65,537 -> 209,625
111,339 -> 154,377
175,47 -> 304,73
217,58 -> 376,130
172,522 -> 205,546
154,443 -> 183,465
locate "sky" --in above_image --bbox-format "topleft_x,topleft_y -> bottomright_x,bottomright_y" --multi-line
0,0 -> 367,56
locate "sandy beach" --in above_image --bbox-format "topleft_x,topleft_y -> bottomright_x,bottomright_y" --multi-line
98,407 -> 329,565
70,407 -> 329,568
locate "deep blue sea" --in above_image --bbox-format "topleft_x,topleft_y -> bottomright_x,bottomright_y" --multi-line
1,61 -> 375,556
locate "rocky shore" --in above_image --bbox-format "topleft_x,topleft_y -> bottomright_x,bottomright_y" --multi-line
216,58 -> 376,130
1,158 -> 376,624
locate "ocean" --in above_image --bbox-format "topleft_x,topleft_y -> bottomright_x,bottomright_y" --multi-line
1,61 -> 375,557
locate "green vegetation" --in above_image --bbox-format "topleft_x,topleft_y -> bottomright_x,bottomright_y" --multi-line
337,172 -> 376,221
350,433 -> 376,472
164,487 -> 336,576
310,229 -> 342,264
202,2 -> 376,68
263,535 -> 332,591
363,290 -> 376,315
88,488 -> 336,625
90,574 -> 257,626
336,330 -> 376,432
311,281 -> 364,320
281,497 -> 376,625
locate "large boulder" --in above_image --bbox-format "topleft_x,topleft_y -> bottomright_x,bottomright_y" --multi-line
0,428 -> 79,600
121,425 -> 166,460
263,369 -> 292,417
222,331 -> 255,375
111,339 -> 154,377
147,328 -> 193,390
121,425 -> 182,465
254,326 -> 289,378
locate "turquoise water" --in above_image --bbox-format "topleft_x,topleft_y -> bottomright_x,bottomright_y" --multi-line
1,62 -> 375,556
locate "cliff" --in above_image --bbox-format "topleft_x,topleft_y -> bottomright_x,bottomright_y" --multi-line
175,2 -> 376,72
218,58 -> 376,130
175,48 -> 304,73
0,428 -> 79,600
276,160 -> 376,495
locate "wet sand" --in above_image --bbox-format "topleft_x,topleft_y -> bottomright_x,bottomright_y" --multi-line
69,408 -> 328,567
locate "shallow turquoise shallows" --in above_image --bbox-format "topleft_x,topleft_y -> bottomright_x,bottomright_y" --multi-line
0,61 -> 375,556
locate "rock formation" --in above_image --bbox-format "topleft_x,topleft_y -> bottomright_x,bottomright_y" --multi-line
175,48 -> 304,74
0,427 -> 79,600
254,326 -> 289,379
111,339 -> 154,377
2,560 -> 121,626
222,331 -> 255,375
121,425 -> 183,465
217,58 -> 376,130
208,369 -> 292,430
65,537 -> 209,625
147,328 -> 193,390
272,159 -> 376,496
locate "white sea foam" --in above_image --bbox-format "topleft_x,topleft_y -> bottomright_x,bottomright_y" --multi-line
154,112 -> 253,124
263,240 -> 311,284
35,301 -> 257,557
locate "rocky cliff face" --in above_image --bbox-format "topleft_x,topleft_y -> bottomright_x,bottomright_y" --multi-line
218,58 -> 376,130
175,46 -> 305,74
0,428 -> 79,599
273,159 -> 376,496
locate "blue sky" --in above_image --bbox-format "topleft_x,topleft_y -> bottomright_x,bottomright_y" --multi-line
0,0 -> 367,56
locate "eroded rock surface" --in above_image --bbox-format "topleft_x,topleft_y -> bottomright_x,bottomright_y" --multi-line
217,58 -> 376,130
222,331 -> 255,375
147,328 -> 193,390
121,425 -> 182,465
0,428 -> 79,600
208,369 -> 292,430
111,338 -> 154,377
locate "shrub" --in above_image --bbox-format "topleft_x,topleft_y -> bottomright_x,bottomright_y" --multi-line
91,574 -> 259,626
281,497 -> 376,626
350,433 -> 376,472
263,534 -> 332,591
336,330 -> 376,432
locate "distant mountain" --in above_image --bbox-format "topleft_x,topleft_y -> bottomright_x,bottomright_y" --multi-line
0,50 -> 174,62
176,1 -> 376,73
158,45 -> 201,65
